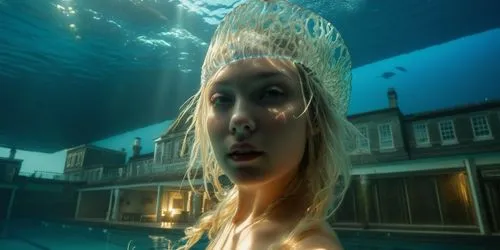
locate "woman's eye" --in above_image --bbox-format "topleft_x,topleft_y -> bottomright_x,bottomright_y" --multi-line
210,93 -> 232,106
261,86 -> 285,99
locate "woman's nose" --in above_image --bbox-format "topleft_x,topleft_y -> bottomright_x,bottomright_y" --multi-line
229,101 -> 256,140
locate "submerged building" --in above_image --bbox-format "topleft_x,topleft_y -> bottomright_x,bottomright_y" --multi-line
42,88 -> 500,235
333,88 -> 500,235
70,125 -> 213,225
0,149 -> 22,224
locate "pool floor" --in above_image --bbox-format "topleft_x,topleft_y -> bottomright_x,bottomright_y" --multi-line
1,220 -> 497,250
1,220 -> 208,250
0,239 -> 44,250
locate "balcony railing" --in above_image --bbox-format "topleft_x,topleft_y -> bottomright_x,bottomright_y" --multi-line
15,159 -> 195,184
62,162 -> 192,183
18,171 -> 66,180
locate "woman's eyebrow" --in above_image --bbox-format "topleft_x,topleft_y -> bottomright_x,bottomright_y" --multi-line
248,71 -> 286,81
214,71 -> 287,86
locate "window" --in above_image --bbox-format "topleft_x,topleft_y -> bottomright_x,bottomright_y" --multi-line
355,125 -> 370,153
75,154 -> 80,166
413,123 -> 430,146
67,154 -> 75,168
333,180 -> 359,223
155,143 -> 163,163
136,165 -> 142,175
127,164 -> 133,177
377,178 -> 410,224
438,120 -> 457,144
378,123 -> 394,150
173,198 -> 184,210
436,173 -> 475,225
77,152 -> 84,165
182,135 -> 194,158
174,139 -> 181,158
470,115 -> 492,140
164,141 -> 172,162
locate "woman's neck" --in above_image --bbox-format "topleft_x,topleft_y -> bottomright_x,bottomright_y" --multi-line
232,170 -> 309,227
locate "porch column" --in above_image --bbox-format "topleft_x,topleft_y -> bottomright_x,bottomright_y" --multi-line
359,175 -> 370,229
202,192 -> 208,213
187,191 -> 193,214
1,187 -> 16,238
164,191 -> 170,212
106,189 -> 113,221
111,188 -> 121,221
6,188 -> 17,221
183,191 -> 190,211
192,192 -> 202,219
464,158 -> 489,235
74,191 -> 82,219
155,185 -> 163,222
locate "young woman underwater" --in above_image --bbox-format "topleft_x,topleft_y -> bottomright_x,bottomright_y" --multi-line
170,0 -> 358,249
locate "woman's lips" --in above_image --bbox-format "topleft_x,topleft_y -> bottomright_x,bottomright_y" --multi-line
228,152 -> 264,162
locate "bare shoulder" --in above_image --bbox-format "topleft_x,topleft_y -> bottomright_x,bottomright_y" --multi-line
295,234 -> 342,250
294,223 -> 343,250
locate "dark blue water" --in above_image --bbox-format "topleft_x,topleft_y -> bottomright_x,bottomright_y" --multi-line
1,0 -> 497,114
1,220 -> 208,250
0,0 -> 210,81
1,220 -> 494,250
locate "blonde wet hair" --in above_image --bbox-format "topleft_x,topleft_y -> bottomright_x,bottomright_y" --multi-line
171,0 -> 359,249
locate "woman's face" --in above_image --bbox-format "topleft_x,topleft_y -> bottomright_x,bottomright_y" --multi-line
206,58 -> 309,187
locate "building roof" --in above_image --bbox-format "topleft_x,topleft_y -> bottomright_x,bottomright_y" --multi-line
0,157 -> 23,164
404,99 -> 500,121
157,106 -> 194,140
66,144 -> 126,155
347,107 -> 402,120
128,152 -> 154,162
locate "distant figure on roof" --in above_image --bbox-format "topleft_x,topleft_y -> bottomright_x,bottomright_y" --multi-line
9,147 -> 16,159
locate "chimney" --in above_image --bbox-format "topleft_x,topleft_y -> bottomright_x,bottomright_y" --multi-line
387,87 -> 398,108
9,147 -> 16,159
132,137 -> 142,157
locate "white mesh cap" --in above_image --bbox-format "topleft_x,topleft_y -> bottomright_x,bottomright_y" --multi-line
201,0 -> 352,116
